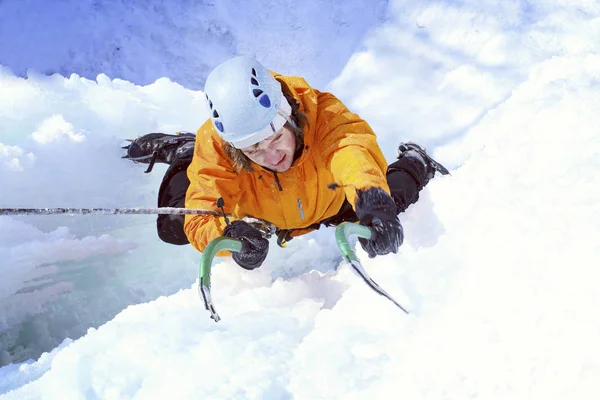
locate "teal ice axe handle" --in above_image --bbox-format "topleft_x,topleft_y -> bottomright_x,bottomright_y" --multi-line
335,222 -> 373,263
198,236 -> 243,322
335,222 -> 409,314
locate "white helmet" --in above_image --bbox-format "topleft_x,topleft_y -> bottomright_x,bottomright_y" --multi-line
203,56 -> 292,149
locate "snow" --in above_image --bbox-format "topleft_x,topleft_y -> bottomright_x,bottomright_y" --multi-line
1,0 -> 600,399
0,0 -> 387,90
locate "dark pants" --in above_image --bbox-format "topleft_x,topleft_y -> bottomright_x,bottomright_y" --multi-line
157,152 -> 429,245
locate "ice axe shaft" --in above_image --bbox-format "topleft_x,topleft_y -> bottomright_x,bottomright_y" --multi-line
335,222 -> 409,314
198,237 -> 243,322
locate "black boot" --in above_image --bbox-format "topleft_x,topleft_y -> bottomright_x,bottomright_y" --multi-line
122,132 -> 196,173
396,142 -> 450,180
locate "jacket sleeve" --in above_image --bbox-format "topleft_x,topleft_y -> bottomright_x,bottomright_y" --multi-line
315,90 -> 391,208
184,120 -> 241,253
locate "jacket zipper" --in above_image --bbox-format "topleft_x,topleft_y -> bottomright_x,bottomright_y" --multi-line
273,172 -> 304,221
273,172 -> 283,191
297,198 -> 305,220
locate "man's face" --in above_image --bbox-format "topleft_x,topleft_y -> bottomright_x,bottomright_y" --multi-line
240,126 -> 296,172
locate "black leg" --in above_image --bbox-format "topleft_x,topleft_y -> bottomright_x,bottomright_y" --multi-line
156,159 -> 192,245
386,157 -> 429,213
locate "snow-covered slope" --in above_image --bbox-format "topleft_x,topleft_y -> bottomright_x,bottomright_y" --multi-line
0,0 -> 388,89
2,53 -> 599,398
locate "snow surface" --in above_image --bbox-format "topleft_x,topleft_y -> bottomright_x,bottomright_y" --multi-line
1,0 -> 600,398
0,0 -> 388,90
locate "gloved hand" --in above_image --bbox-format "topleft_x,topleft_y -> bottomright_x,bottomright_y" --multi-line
355,187 -> 404,258
223,220 -> 269,270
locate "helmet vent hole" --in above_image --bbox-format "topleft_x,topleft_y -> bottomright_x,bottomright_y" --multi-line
215,121 -> 224,133
253,89 -> 263,98
259,95 -> 271,108
213,110 -> 219,118
251,77 -> 259,86
251,68 -> 257,77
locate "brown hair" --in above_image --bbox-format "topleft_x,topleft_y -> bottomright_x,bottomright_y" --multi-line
223,91 -> 308,172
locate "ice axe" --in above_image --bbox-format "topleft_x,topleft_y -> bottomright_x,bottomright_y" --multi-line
335,222 -> 409,314
197,222 -> 408,322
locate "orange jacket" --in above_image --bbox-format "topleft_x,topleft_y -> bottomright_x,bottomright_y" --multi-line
184,73 -> 390,252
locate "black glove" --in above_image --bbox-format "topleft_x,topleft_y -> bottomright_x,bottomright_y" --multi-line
355,187 -> 404,258
223,220 -> 269,270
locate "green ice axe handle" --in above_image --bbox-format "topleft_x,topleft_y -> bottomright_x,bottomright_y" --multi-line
335,222 -> 373,263
335,222 -> 409,314
198,236 -> 243,322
